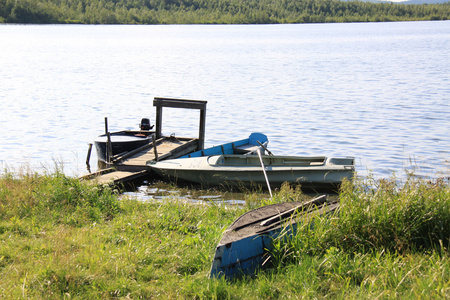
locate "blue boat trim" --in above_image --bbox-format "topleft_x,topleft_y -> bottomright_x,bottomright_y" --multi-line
179,133 -> 268,158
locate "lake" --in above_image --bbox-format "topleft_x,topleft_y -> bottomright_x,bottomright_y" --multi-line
1,21 -> 449,182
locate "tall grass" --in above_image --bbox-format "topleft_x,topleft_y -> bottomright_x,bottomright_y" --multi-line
0,169 -> 120,227
1,169 -> 449,298
268,175 -> 450,298
269,176 -> 450,261
336,175 -> 450,253
0,169 -> 246,298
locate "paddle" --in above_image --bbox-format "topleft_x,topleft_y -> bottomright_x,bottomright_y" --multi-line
257,148 -> 273,198
257,140 -> 273,156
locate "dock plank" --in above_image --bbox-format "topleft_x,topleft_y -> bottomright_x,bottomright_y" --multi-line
118,138 -> 198,170
94,170 -> 148,185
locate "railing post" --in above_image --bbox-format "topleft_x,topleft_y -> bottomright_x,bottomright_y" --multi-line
152,134 -> 159,161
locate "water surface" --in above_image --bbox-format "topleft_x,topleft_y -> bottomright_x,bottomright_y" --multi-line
1,22 -> 449,181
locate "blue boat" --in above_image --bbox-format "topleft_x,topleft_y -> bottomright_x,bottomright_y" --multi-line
209,195 -> 339,279
178,132 -> 268,158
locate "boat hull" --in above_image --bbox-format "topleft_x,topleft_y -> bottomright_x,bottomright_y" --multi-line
150,155 -> 354,191
209,196 -> 339,278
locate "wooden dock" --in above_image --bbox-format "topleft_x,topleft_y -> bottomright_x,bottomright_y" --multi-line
81,97 -> 207,186
113,136 -> 199,172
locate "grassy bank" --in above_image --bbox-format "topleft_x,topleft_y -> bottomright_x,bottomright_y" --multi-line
0,169 -> 448,299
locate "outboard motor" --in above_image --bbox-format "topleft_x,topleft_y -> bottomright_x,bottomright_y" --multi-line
139,118 -> 154,130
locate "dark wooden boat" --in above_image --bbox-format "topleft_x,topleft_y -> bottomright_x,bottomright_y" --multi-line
94,118 -> 155,163
94,131 -> 153,163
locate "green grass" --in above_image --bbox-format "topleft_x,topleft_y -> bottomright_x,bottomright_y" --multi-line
0,169 -> 449,299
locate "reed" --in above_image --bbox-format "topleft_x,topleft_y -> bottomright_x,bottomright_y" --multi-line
270,176 -> 449,260
336,175 -> 450,253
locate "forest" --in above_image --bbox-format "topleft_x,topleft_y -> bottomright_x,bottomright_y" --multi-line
0,0 -> 449,24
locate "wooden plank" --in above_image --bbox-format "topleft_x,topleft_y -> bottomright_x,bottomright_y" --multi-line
121,140 -> 182,164
94,170 -> 148,185
79,167 -> 115,181
153,97 -> 207,110
112,136 -> 164,163
120,139 -> 197,167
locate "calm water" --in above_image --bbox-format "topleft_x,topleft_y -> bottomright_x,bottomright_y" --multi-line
1,21 -> 449,181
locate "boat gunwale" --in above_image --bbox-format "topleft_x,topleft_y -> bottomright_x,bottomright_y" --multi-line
150,155 -> 355,172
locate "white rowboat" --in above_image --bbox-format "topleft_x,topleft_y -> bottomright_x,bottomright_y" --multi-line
149,154 -> 355,191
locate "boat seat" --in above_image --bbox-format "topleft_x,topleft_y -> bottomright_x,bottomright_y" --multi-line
234,144 -> 260,154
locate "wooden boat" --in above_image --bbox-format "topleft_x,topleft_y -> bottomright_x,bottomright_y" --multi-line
94,118 -> 155,163
149,154 -> 354,191
209,195 -> 339,279
179,132 -> 269,158
94,131 -> 153,163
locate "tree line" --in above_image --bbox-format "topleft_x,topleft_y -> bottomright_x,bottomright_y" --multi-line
0,0 -> 449,24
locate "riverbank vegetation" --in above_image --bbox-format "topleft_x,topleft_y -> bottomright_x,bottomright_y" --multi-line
0,169 -> 449,298
0,0 -> 449,24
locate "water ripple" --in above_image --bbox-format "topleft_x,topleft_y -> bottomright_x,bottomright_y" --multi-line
1,22 -> 449,180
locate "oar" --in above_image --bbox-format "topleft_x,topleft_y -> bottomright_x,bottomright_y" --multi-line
257,149 -> 273,198
257,141 -> 273,156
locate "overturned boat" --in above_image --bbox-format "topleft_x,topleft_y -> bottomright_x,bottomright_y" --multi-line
210,195 -> 339,279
